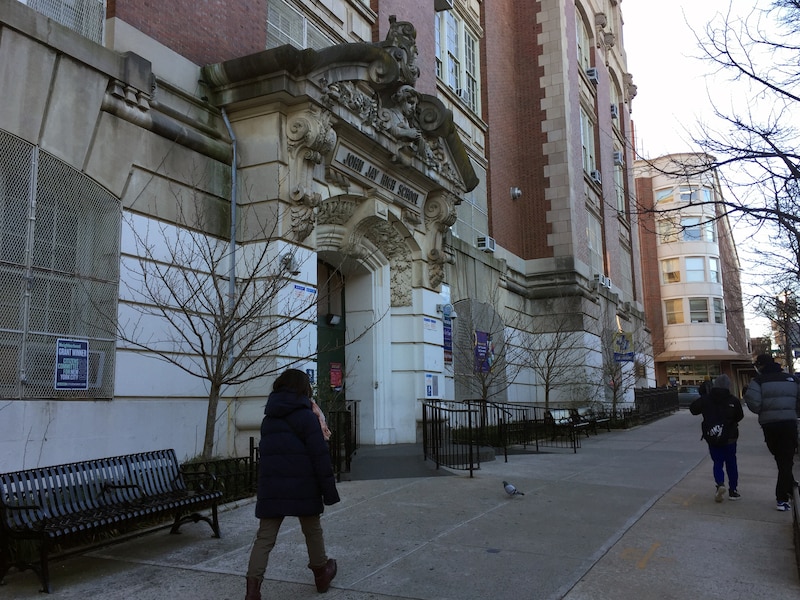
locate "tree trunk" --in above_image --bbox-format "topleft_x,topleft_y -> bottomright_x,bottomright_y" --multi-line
202,382 -> 222,459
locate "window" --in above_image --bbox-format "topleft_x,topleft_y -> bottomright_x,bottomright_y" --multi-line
681,216 -> 701,241
702,220 -> 717,242
679,186 -> 701,202
689,297 -> 709,323
267,0 -> 332,50
576,12 -> 592,71
436,11 -> 481,113
685,257 -> 705,282
657,218 -> 679,244
709,257 -> 721,283
580,106 -> 596,174
614,145 -> 625,213
665,299 -> 684,325
661,258 -> 680,283
713,298 -> 725,324
586,210 -> 603,275
655,188 -> 674,204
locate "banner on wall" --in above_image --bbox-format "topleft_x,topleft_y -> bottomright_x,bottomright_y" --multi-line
473,331 -> 495,373
613,332 -> 634,362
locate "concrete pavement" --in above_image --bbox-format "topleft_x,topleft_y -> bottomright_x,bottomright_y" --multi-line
3,409 -> 799,599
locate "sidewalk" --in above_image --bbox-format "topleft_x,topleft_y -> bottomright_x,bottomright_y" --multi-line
3,409 -> 799,600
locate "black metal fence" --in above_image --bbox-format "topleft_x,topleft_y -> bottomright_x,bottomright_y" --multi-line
422,401 -> 480,477
327,399 -> 360,481
181,453 -> 256,505
632,387 -> 680,424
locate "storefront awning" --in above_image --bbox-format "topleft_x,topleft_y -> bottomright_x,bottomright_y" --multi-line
655,349 -> 752,362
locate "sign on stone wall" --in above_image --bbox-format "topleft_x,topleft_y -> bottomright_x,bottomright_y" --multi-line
333,142 -> 426,209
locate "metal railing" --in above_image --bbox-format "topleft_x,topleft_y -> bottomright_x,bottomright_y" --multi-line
327,399 -> 360,481
181,453 -> 256,504
422,401 -> 480,477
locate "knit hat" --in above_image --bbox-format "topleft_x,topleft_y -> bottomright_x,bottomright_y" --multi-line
713,374 -> 731,390
754,353 -> 774,368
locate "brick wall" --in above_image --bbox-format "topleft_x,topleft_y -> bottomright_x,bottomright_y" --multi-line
108,0 -> 268,66
482,1 -> 551,259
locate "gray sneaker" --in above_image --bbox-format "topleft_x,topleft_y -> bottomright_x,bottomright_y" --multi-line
715,484 -> 726,503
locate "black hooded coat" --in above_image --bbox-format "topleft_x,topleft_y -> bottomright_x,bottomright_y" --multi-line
255,389 -> 340,519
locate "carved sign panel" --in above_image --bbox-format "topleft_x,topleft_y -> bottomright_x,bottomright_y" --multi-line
333,142 -> 426,210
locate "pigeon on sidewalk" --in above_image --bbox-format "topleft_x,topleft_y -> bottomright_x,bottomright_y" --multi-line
503,481 -> 524,496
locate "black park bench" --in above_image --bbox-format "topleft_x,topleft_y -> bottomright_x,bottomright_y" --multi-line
0,449 -> 223,593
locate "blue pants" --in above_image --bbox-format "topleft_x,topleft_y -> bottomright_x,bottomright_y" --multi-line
708,442 -> 738,491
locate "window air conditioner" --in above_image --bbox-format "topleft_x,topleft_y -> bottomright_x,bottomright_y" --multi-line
593,273 -> 612,289
610,104 -> 619,119
613,151 -> 624,166
590,170 -> 602,185
585,67 -> 599,84
477,236 -> 496,253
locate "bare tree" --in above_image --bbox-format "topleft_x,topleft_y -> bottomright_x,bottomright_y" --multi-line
451,284 -> 527,405
114,201 -> 317,459
517,294 -> 591,409
636,2 -> 800,322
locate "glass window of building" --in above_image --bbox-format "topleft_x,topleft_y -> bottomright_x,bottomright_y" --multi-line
713,298 -> 725,323
614,145 -> 625,213
689,297 -> 709,323
679,186 -> 701,202
655,188 -> 674,204
580,106 -> 596,174
576,11 -> 592,71
657,218 -> 679,243
665,298 -> 684,324
709,256 -> 721,282
436,11 -> 481,113
703,220 -> 717,242
685,256 -> 705,282
681,216 -> 701,241
586,210 -> 603,275
267,0 -> 331,49
661,258 -> 680,283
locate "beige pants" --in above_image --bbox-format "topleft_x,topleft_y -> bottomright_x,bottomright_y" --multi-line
246,515 -> 328,579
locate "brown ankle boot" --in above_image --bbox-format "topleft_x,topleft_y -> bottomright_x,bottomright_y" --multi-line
309,558 -> 337,593
245,576 -> 262,600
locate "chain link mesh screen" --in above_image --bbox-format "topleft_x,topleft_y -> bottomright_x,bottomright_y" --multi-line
25,0 -> 106,45
0,130 -> 119,399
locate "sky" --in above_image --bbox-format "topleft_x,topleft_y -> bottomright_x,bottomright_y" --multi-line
622,0 -> 776,337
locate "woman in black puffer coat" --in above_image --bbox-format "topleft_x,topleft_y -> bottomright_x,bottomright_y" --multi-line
245,369 -> 340,599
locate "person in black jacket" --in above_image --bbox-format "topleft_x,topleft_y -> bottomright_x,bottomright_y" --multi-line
690,374 -> 744,502
744,353 -> 800,511
245,369 -> 341,599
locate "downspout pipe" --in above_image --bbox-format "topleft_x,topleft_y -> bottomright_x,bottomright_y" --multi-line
221,108 -> 237,370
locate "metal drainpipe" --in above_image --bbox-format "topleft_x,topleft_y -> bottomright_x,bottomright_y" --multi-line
19,147 -> 39,389
221,109 -> 237,370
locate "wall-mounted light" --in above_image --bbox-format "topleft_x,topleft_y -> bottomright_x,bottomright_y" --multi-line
436,303 -> 459,320
326,313 -> 341,326
510,187 -> 522,200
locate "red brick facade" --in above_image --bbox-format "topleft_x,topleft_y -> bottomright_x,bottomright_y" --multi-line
107,0 -> 268,66
482,1 -> 551,259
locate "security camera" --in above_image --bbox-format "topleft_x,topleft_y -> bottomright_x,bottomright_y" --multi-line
280,253 -> 301,276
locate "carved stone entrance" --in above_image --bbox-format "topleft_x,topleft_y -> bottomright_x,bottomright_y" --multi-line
202,17 -> 478,444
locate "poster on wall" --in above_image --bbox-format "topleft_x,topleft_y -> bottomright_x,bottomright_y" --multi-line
329,362 -> 343,391
613,332 -> 634,362
443,316 -> 453,365
473,331 -> 495,373
54,338 -> 89,390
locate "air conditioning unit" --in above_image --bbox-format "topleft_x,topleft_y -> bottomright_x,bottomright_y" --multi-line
590,170 -> 602,185
477,236 -> 496,253
594,273 -> 612,289
613,151 -> 624,166
585,67 -> 599,84
434,0 -> 454,11
621,301 -> 632,312
610,104 -> 619,119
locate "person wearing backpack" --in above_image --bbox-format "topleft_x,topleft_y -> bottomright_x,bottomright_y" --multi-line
690,374 -> 744,503
744,353 -> 800,512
